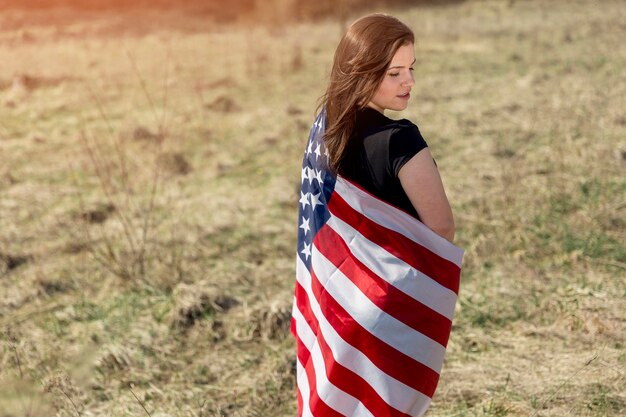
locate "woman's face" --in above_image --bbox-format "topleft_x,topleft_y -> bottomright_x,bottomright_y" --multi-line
368,43 -> 416,113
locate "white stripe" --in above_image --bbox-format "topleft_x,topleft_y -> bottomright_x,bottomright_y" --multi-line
326,215 -> 458,321
335,177 -> 464,267
297,256 -> 366,415
296,257 -> 433,415
296,359 -> 314,417
293,302 -> 317,353
294,280 -> 432,414
310,337 -> 376,417
311,246 -> 447,373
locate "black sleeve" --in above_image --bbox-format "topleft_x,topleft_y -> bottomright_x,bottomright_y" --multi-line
389,124 -> 428,177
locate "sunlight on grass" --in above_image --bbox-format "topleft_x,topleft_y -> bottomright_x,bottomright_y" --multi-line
0,1 -> 624,416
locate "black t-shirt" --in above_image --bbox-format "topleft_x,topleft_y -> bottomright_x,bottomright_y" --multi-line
341,107 -> 428,219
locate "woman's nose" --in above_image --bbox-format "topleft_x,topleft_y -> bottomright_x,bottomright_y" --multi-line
403,72 -> 415,87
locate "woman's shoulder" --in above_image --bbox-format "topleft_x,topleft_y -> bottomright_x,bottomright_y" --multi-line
388,118 -> 421,140
388,118 -> 428,160
390,117 -> 422,138
356,107 -> 419,138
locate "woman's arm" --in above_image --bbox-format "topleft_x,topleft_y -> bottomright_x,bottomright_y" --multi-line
398,148 -> 455,242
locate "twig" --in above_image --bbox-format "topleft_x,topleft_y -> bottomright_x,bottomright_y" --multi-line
0,303 -> 65,327
60,386 -> 82,417
125,49 -> 162,132
530,354 -> 598,416
11,342 -> 23,379
83,82 -> 137,216
129,384 -> 153,417
125,46 -> 172,281
79,131 -> 139,259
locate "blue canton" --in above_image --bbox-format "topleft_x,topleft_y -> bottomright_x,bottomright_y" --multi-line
297,109 -> 336,269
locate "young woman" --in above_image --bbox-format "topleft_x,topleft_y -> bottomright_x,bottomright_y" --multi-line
292,13 -> 463,417
322,13 -> 455,242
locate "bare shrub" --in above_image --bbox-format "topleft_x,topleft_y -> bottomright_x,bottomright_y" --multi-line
75,51 -> 172,284
168,283 -> 239,329
231,298 -> 292,341
43,370 -> 84,417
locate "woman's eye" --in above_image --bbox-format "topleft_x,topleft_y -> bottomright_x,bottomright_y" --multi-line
389,73 -> 400,77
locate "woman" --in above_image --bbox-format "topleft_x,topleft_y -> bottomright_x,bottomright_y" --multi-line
323,13 -> 454,242
292,13 -> 464,417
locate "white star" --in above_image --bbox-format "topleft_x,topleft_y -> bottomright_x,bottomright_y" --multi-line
301,166 -> 309,184
299,191 -> 310,209
313,119 -> 320,130
307,167 -> 315,183
301,242 -> 311,260
306,140 -> 314,155
299,216 -> 311,236
312,169 -> 323,185
314,143 -> 321,160
310,192 -> 323,209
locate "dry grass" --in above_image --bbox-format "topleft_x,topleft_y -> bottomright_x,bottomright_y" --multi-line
0,0 -> 624,416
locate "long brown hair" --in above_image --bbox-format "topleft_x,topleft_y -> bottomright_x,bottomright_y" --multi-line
319,14 -> 414,174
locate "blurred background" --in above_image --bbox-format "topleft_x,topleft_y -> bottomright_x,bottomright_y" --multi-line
0,0 -> 624,416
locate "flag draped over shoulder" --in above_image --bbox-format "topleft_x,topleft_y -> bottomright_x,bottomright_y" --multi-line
292,110 -> 464,417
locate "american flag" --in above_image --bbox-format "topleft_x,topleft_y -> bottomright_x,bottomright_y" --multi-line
292,110 -> 464,417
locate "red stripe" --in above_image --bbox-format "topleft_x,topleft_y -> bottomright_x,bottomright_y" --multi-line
294,281 -> 315,366
291,316 -> 297,338
328,191 -> 461,294
295,281 -> 346,417
297,338 -> 344,417
309,268 -> 440,397
316,225 -> 453,347
297,271 -> 416,416
315,324 -> 414,417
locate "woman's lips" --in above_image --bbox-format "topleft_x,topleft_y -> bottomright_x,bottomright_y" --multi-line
398,92 -> 411,100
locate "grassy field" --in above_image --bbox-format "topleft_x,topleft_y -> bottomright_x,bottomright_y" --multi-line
0,0 -> 624,416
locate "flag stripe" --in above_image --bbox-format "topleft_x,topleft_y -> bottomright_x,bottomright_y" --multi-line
294,265 -> 432,414
311,245 -> 447,372
315,224 -> 453,347
299,258 -> 441,397
300,343 -> 345,417
296,297 -> 411,417
315,327 -> 414,417
329,188 -> 461,293
294,308 -> 344,417
296,271 -> 367,416
310,338 -> 376,417
294,284 -> 319,360
296,360 -> 311,417
334,177 -> 463,267
326,214 -> 457,321
296,299 -> 374,417
297,382 -> 304,417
